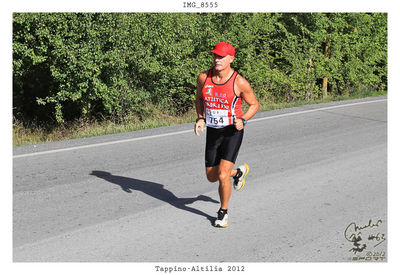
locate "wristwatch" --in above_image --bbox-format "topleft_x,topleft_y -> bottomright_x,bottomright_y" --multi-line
240,118 -> 247,126
196,117 -> 205,123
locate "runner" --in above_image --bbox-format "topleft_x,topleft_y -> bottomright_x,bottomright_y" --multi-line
194,41 -> 259,227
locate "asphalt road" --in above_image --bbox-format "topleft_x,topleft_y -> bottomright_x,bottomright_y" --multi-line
13,96 -> 387,262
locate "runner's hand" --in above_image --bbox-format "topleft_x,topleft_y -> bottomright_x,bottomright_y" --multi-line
194,119 -> 205,136
234,118 -> 244,131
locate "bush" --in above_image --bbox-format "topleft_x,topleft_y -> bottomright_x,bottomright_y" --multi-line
13,13 -> 387,125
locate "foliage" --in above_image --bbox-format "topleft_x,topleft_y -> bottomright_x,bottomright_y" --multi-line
13,13 -> 387,125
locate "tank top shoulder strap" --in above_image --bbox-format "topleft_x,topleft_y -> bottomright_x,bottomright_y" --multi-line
230,71 -> 238,84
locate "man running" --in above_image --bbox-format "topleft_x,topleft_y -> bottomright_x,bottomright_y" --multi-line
194,41 -> 259,227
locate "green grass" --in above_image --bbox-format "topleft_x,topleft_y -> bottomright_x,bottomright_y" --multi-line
258,90 -> 387,112
13,90 -> 387,147
13,110 -> 198,146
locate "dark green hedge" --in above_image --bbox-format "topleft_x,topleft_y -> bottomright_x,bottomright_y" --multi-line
13,13 -> 387,125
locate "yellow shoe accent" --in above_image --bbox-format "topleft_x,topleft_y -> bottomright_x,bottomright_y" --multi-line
214,220 -> 229,228
237,163 -> 249,191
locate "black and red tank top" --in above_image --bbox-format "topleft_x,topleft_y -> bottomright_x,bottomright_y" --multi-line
201,69 -> 243,129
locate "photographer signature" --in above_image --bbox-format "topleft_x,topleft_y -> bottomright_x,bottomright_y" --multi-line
344,219 -> 386,254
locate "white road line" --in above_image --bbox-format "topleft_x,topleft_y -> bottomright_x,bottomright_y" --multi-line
13,98 -> 386,159
250,98 -> 387,123
13,129 -> 193,159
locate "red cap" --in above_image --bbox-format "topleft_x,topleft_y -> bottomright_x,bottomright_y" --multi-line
209,42 -> 235,57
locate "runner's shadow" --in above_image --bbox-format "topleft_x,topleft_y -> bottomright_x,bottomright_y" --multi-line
90,171 -> 218,224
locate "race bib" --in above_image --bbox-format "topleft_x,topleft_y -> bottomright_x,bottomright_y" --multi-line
206,109 -> 229,128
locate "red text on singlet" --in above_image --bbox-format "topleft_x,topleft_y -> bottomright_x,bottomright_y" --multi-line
201,69 -> 243,128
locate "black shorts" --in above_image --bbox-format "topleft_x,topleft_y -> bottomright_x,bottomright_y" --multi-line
205,125 -> 244,167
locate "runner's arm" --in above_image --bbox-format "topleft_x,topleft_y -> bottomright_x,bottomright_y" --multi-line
234,75 -> 259,130
194,72 -> 207,136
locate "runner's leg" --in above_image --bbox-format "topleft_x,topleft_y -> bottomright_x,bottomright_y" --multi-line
206,166 -> 219,182
218,159 -> 235,210
231,168 -> 238,177
206,165 -> 238,182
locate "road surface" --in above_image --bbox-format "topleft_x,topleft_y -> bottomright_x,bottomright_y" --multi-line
13,96 -> 387,262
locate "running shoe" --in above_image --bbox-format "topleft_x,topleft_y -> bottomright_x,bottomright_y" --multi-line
233,163 -> 249,191
214,209 -> 229,228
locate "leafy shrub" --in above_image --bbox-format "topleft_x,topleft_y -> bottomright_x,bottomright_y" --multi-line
13,13 -> 387,125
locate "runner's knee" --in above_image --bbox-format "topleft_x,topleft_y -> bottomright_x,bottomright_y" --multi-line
218,170 -> 230,182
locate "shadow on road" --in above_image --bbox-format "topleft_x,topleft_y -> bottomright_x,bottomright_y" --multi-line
90,170 -> 218,224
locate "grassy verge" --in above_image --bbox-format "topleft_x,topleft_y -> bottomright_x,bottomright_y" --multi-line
258,90 -> 387,112
13,109 -> 198,147
13,91 -> 387,147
